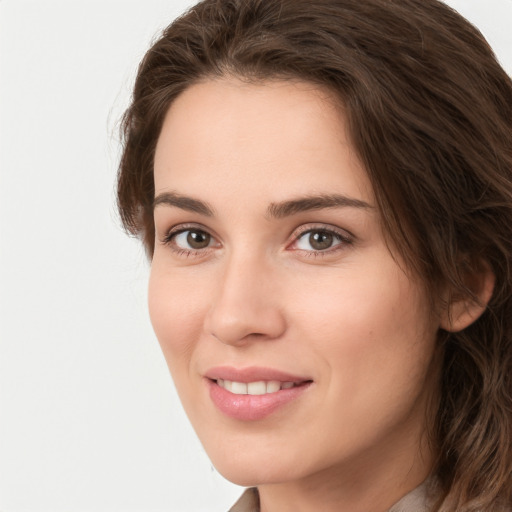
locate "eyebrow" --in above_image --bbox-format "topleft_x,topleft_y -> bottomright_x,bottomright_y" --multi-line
153,191 -> 215,216
266,194 -> 373,219
153,191 -> 372,218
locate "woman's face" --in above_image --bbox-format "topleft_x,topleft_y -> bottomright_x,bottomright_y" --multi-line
150,79 -> 441,487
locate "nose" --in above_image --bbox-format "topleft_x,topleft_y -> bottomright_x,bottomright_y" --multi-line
204,254 -> 286,346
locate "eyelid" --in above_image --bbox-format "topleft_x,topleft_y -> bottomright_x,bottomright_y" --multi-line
160,223 -> 214,242
291,223 -> 353,238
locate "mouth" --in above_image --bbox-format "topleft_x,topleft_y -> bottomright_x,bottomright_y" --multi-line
205,367 -> 313,421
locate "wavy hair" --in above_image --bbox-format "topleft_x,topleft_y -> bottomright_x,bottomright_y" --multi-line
117,0 -> 512,509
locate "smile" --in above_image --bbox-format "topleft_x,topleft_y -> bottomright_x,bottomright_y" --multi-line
205,367 -> 313,421
216,379 -> 297,395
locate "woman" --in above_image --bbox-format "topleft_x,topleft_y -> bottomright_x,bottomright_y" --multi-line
117,0 -> 512,510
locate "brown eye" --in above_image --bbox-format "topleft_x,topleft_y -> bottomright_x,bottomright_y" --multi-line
187,230 -> 211,249
308,231 -> 334,250
173,229 -> 213,250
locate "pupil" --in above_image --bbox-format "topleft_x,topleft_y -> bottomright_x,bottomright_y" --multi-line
187,231 -> 210,249
310,231 -> 333,250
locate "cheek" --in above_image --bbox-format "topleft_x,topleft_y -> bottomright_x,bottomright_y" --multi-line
148,265 -> 208,367
286,268 -> 439,455
290,265 -> 437,390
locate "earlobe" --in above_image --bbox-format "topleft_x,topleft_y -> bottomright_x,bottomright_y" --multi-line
440,262 -> 495,333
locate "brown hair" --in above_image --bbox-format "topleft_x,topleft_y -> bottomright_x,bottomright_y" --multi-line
117,0 -> 512,509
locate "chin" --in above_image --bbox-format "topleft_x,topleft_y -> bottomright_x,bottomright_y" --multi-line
213,459 -> 295,487
202,437 -> 315,487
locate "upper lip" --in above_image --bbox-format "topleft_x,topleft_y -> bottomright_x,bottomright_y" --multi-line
204,366 -> 312,383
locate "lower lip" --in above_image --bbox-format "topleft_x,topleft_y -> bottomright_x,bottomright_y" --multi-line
207,379 -> 312,421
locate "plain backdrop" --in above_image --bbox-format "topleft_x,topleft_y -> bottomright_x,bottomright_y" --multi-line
0,1 -> 511,511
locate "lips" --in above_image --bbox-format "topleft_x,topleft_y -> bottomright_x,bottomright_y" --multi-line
205,366 -> 313,421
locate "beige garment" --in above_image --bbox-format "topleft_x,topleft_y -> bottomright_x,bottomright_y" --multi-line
229,487 -> 260,512
228,478 -> 435,512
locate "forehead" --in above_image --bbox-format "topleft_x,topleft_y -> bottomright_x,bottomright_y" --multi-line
153,78 -> 374,206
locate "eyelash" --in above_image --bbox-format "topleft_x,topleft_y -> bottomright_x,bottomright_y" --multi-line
160,224 -> 353,258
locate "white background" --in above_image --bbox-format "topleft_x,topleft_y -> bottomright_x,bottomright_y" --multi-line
0,1 -> 511,511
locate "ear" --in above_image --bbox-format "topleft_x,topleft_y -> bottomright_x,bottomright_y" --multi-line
440,261 -> 495,333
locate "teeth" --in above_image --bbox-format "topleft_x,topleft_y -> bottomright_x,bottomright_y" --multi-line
231,381 -> 248,394
247,381 -> 267,395
217,379 -> 298,395
266,380 -> 281,393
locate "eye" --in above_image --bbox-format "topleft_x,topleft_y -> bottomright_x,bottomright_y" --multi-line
292,227 -> 351,253
162,226 -> 218,255
174,229 -> 213,250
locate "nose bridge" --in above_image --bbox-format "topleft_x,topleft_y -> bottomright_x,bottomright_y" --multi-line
204,248 -> 285,345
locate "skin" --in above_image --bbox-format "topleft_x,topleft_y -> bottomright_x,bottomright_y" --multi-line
150,78 -> 443,512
